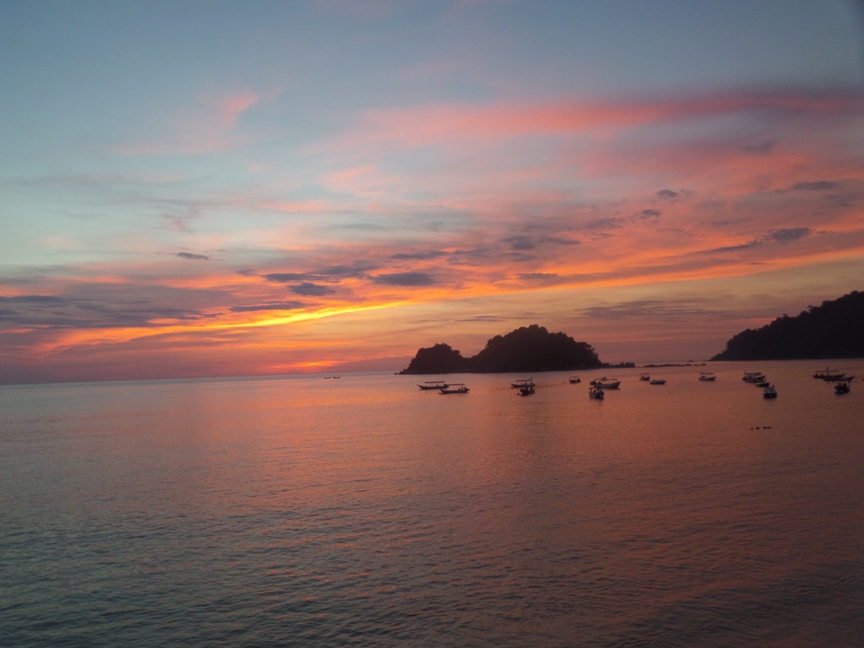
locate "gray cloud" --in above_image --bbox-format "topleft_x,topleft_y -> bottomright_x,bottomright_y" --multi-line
790,181 -> 837,191
0,295 -> 66,304
176,252 -> 209,260
229,301 -> 306,312
389,250 -> 446,260
742,139 -> 777,154
702,240 -> 763,254
539,235 -> 580,246
581,217 -> 624,231
769,227 -> 811,243
656,189 -> 679,198
371,272 -> 435,286
502,235 -> 535,251
640,209 -> 661,218
264,263 -> 376,284
290,282 -> 334,296
0,297 -> 217,329
265,272 -> 311,282
519,272 -> 559,280
576,299 -> 714,320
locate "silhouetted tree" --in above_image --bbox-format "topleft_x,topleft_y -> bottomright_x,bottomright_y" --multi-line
400,325 -> 602,374
400,343 -> 468,374
712,290 -> 864,360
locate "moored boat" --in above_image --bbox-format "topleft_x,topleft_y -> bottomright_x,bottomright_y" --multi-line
511,378 -> 535,389
762,384 -> 777,398
568,376 -> 581,384
698,372 -> 716,381
835,381 -> 851,395
418,380 -> 449,390
814,367 -> 846,380
649,379 -> 666,385
590,377 -> 620,389
589,386 -> 605,399
639,373 -> 651,381
743,372 -> 765,383
439,383 -> 469,394
519,385 -> 535,396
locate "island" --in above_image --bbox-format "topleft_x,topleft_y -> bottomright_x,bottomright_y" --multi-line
711,290 -> 864,361
399,324 -> 605,374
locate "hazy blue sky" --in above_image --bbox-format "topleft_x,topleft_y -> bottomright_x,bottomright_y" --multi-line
2,1 -> 863,383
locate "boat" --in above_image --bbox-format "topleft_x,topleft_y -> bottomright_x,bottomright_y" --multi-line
835,381 -> 851,394
519,385 -> 535,396
824,374 -> 852,382
743,372 -> 765,383
814,367 -> 846,380
649,379 -> 666,385
418,380 -> 449,390
568,376 -> 581,384
590,377 -> 620,389
439,383 -> 469,394
756,380 -> 770,388
588,386 -> 605,399
698,372 -> 716,381
639,373 -> 651,381
511,378 -> 535,389
762,384 -> 777,398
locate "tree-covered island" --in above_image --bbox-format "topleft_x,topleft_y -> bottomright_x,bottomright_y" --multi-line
711,290 -> 864,360
399,325 -> 606,374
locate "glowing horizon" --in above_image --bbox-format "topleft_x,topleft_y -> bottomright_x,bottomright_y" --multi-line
2,1 -> 863,384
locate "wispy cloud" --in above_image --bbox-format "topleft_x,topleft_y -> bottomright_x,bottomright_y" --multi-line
114,90 -> 261,156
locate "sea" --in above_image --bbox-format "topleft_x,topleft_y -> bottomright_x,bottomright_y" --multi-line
2,360 -> 863,647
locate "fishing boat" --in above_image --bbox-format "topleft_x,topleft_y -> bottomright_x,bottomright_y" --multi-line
590,377 -> 620,389
511,378 -> 535,389
743,372 -> 765,383
649,379 -> 666,385
835,381 -> 851,395
698,372 -> 716,381
568,376 -> 581,384
823,374 -> 852,382
418,380 -> 449,390
439,383 -> 469,394
762,384 -> 777,398
814,368 -> 846,380
588,386 -> 605,399
519,385 -> 535,396
639,373 -> 651,381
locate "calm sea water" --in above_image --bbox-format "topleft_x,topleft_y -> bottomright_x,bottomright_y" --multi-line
2,360 -> 863,647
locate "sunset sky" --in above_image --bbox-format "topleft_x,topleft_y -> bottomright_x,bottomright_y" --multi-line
2,1 -> 864,384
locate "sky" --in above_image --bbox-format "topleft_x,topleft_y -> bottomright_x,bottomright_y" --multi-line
2,0 -> 864,384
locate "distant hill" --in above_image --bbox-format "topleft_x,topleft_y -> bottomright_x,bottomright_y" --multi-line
399,325 -> 603,374
711,290 -> 864,361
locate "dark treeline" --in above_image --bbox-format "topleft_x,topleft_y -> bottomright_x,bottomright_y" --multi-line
400,325 -> 602,374
712,290 -> 864,360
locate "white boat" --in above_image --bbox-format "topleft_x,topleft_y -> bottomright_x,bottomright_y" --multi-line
440,383 -> 469,394
511,378 -> 535,389
418,380 -> 449,390
589,386 -> 605,399
649,379 -> 666,385
698,372 -> 716,381
762,384 -> 777,398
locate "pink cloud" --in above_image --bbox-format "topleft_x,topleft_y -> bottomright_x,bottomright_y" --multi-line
336,90 -> 864,150
115,90 -> 261,156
